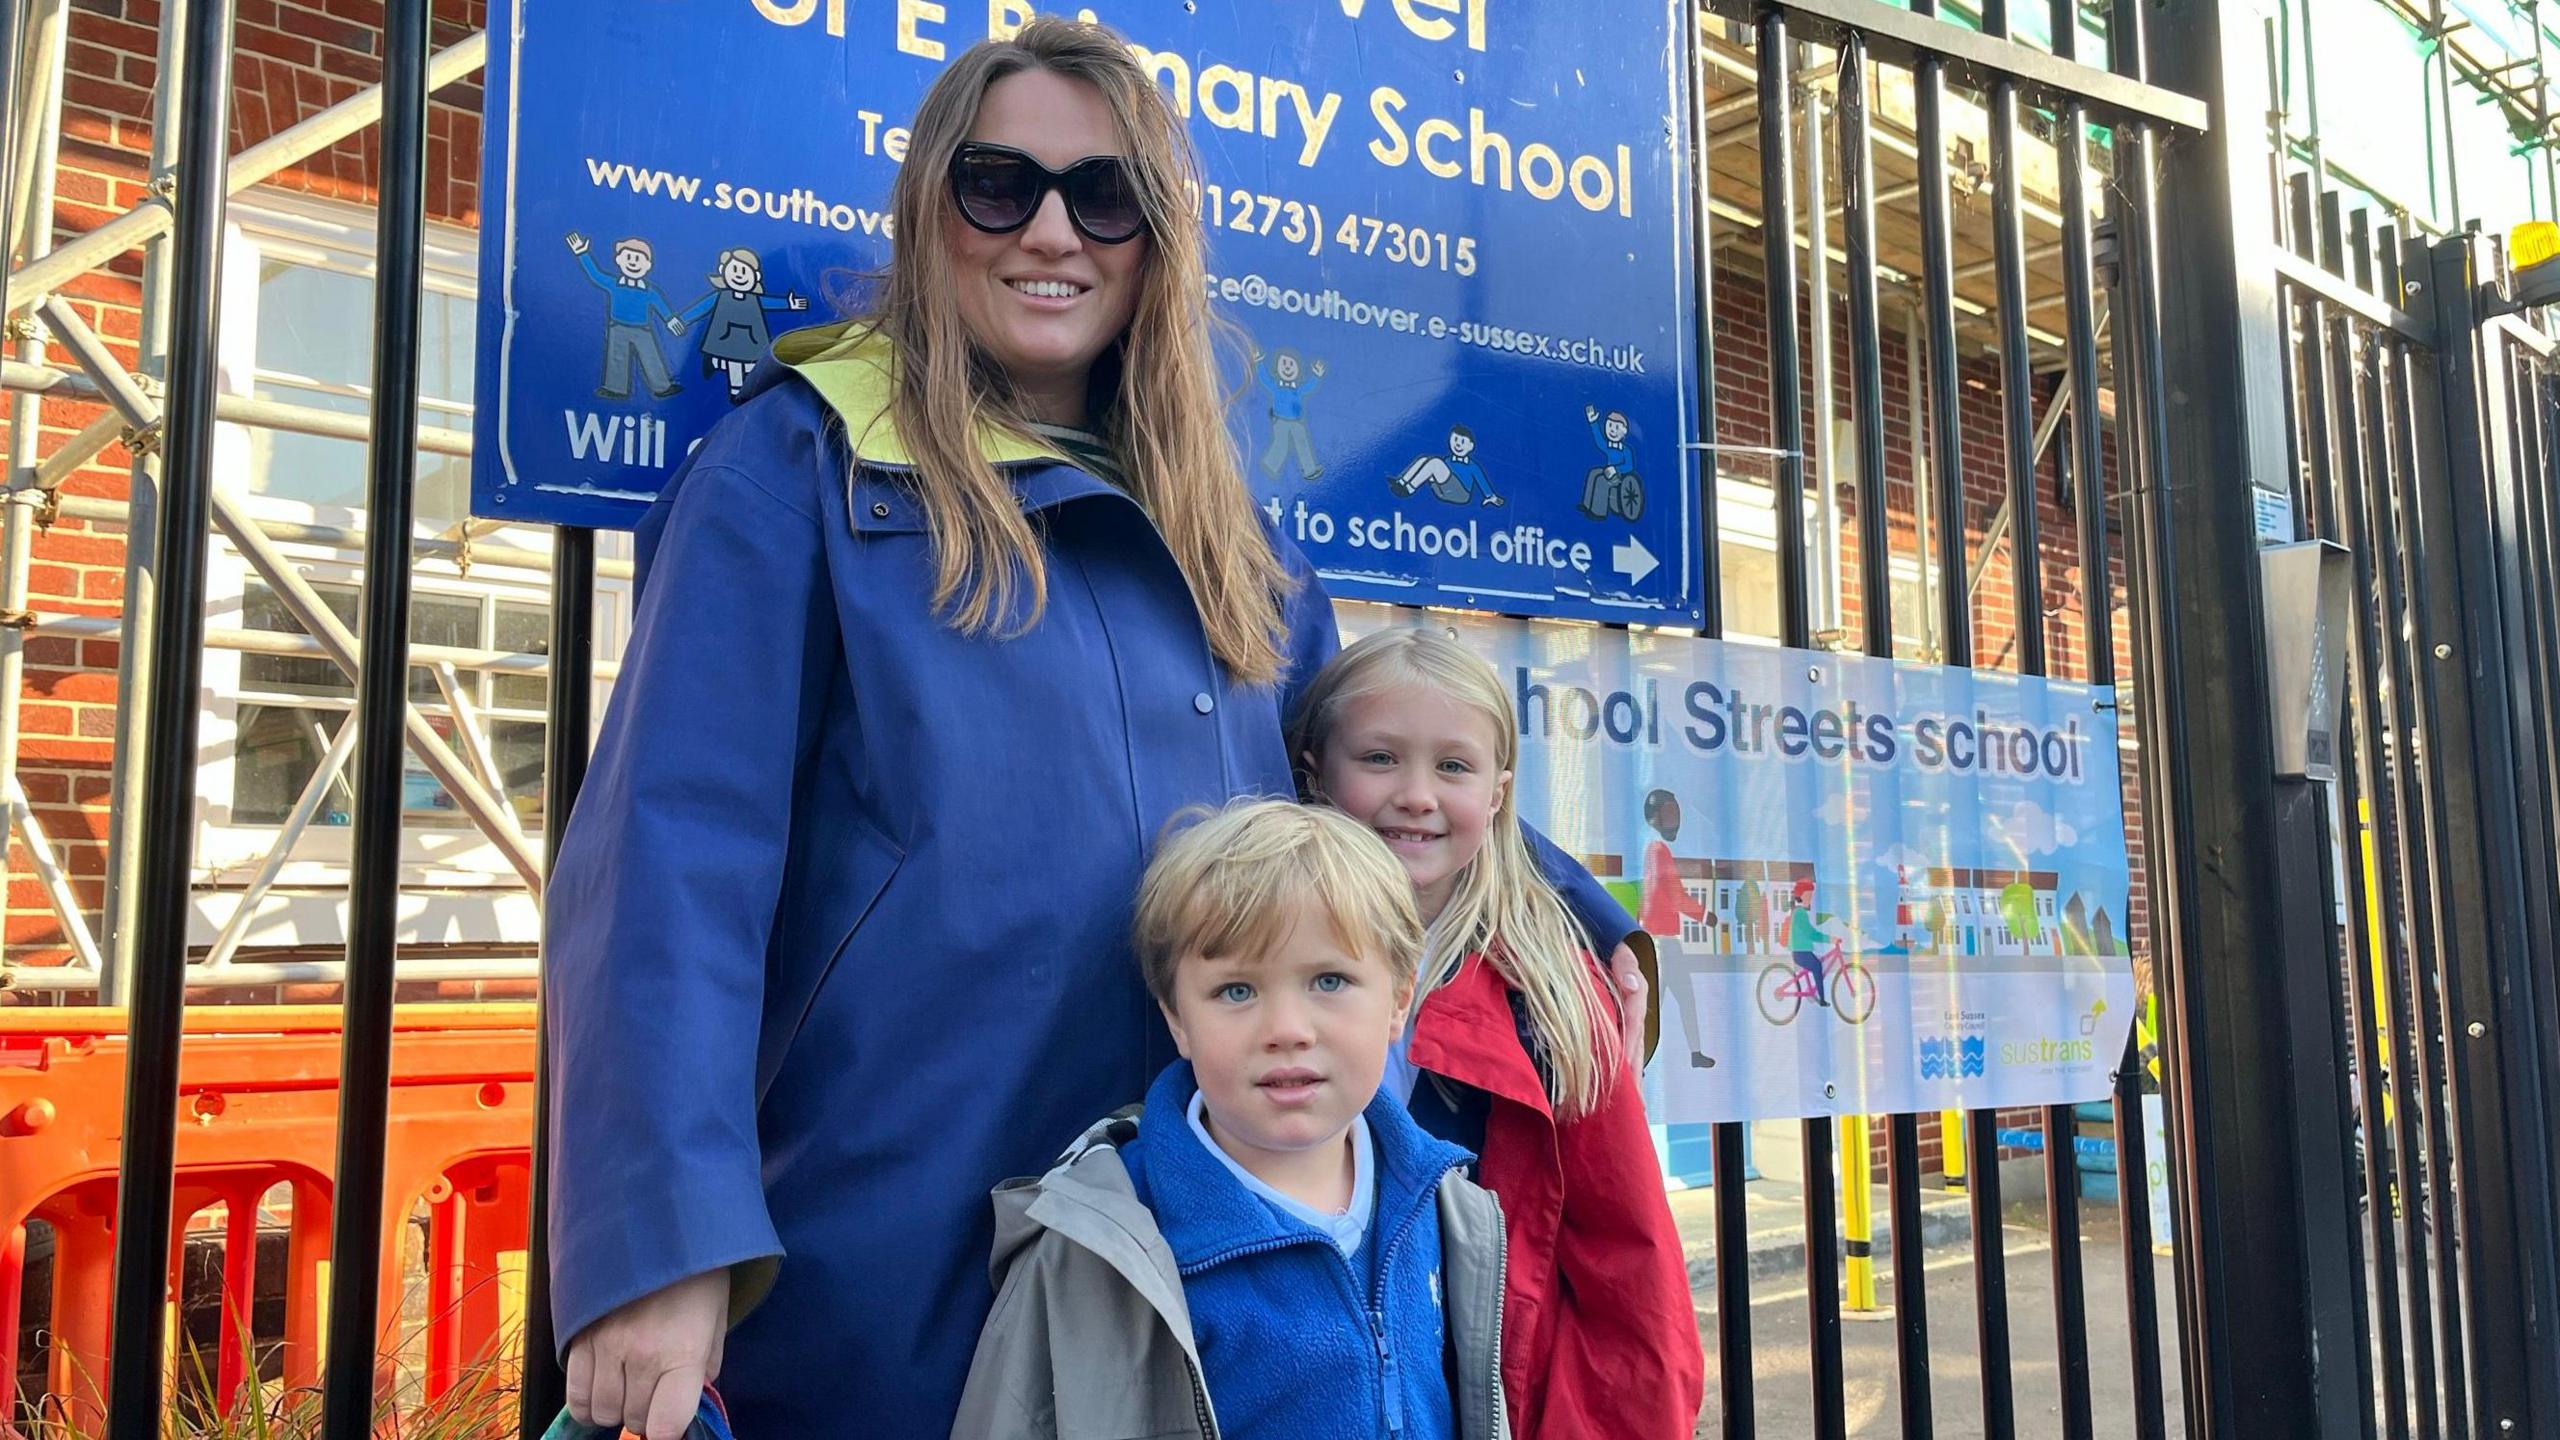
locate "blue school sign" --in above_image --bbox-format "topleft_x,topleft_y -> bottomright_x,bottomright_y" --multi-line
474,0 -> 1703,626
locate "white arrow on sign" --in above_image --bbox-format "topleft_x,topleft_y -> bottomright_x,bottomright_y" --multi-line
1613,536 -> 1659,585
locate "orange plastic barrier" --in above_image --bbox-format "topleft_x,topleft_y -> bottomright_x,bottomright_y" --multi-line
0,1004 -> 537,1420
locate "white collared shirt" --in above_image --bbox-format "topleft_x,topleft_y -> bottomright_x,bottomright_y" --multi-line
1186,1088 -> 1375,1258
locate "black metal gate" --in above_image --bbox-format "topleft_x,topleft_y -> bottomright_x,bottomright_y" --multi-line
2273,181 -> 2560,1437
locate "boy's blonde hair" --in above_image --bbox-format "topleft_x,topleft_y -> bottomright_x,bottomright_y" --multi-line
1288,627 -> 1624,1119
1134,799 -> 1424,1005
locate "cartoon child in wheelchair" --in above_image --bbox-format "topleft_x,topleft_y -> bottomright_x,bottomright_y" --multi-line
1579,403 -> 1644,522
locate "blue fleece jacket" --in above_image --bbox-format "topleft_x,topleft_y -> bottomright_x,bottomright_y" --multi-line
1122,1061 -> 1468,1440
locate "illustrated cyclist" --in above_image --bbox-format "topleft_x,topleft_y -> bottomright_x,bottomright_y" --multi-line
1787,876 -> 1830,1007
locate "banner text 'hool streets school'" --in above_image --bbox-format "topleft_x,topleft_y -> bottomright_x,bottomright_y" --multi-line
1338,609 -> 2140,1124
474,0 -> 1703,625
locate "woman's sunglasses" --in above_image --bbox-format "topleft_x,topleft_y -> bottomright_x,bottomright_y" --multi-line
948,142 -> 1148,245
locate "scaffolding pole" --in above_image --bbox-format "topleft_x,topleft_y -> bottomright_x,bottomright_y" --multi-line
0,0 -> 65,984
51,492 -> 636,580
28,296 -> 546,891
2,29 -> 487,321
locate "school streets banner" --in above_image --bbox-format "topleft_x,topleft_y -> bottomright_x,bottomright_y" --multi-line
1344,610 -> 2139,1124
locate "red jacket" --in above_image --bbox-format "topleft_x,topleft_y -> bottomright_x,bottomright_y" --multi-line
1409,952 -> 1704,1440
1638,838 -> 1705,936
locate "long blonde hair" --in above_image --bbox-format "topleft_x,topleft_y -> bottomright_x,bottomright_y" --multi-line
859,17 -> 1292,685
1289,629 -> 1623,1118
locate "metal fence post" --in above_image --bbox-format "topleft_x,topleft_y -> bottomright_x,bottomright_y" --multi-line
2403,232 -> 2560,1439
1750,20 -> 1848,1440
518,522 -> 594,1437
1834,33 -> 1932,1436
2140,3 -> 2368,1435
320,0 -> 430,1428
100,0 -> 236,1431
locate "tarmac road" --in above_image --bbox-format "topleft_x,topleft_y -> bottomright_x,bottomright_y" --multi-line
1688,1207 -> 2187,1438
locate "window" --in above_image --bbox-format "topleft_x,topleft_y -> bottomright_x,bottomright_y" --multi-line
238,206 -> 480,529
191,191 -> 633,933
1717,469 -> 1937,656
230,579 -> 552,831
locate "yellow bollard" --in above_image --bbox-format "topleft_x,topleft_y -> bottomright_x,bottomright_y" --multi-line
1842,1114 -> 1877,1311
2357,798 -> 2395,1130
1942,1109 -> 1967,1191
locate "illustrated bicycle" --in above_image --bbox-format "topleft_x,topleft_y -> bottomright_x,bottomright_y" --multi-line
1755,941 -> 1878,1026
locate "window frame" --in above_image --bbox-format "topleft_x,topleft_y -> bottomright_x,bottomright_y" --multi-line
193,191 -> 634,937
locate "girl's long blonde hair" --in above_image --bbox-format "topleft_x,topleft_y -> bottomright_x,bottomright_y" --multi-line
860,17 -> 1293,684
1290,628 -> 1624,1118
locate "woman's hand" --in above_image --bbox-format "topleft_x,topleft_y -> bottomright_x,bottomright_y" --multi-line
1606,941 -> 1649,1067
565,1269 -> 729,1440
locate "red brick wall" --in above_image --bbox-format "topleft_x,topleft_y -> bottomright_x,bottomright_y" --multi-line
1,0 -> 486,965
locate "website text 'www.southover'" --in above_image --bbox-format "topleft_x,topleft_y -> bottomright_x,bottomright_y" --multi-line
583,158 -> 898,237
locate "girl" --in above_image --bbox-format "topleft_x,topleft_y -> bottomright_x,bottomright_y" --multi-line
676,246 -> 809,402
1292,628 -> 1704,1440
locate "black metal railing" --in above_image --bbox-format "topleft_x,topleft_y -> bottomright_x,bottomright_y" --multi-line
100,0 -> 238,1433
1688,3 -> 2208,1437
2270,162 -> 2560,1440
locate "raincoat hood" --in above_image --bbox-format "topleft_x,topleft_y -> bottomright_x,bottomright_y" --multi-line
987,1108 -> 1199,1345
770,319 -> 1074,471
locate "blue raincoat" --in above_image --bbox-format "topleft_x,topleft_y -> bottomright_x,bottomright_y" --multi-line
542,322 -> 1638,1438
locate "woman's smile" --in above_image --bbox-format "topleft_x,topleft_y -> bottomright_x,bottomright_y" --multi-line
1005,275 -> 1090,303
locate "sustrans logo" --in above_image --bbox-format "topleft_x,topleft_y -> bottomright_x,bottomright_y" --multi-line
2002,1035 -> 2096,1066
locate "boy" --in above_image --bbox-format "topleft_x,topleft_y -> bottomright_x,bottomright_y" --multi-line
950,800 -> 1510,1440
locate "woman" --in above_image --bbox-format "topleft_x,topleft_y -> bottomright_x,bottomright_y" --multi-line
542,21 -> 1649,1440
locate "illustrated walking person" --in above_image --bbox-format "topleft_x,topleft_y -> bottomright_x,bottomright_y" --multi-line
1638,788 -> 1715,1070
678,247 -> 810,402
1578,403 -> 1643,521
1252,344 -> 1325,480
568,232 -> 685,401
1389,422 -> 1506,507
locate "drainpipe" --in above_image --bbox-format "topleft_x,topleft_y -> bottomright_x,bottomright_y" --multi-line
1906,302 -> 1936,659
1806,80 -> 1844,639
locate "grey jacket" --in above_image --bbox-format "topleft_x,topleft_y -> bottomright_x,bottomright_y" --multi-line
948,1108 -> 1512,1440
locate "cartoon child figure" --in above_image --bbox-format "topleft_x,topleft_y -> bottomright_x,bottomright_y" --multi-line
1639,788 -> 1714,1070
1787,876 -> 1830,1007
567,232 -> 685,402
678,247 -> 811,403
1579,403 -> 1645,522
1388,424 -> 1505,507
1253,345 -> 1327,480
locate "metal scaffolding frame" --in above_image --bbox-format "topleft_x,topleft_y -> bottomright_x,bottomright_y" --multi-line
2269,0 -> 2560,236
0,10 -> 612,998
